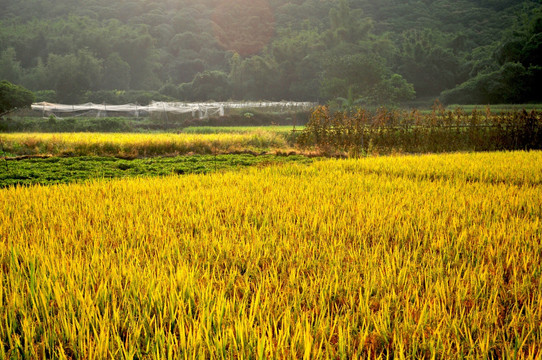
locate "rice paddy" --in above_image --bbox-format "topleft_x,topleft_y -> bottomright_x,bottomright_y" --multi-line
0,132 -> 292,158
1,151 -> 541,358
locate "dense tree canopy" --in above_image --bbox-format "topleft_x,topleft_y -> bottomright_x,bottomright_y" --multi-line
0,80 -> 35,115
0,0 -> 540,105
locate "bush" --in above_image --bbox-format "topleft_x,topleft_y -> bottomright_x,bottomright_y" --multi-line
440,62 -> 535,105
34,90 -> 57,103
82,90 -> 175,105
181,111 -> 310,127
0,80 -> 35,115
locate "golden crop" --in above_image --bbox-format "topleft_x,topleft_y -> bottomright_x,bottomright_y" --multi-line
1,151 -> 541,358
0,132 -> 290,157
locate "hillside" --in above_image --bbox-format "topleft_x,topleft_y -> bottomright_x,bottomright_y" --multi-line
1,0 -> 540,105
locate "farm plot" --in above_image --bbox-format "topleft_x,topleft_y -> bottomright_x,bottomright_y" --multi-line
0,131 -> 291,158
0,151 -> 541,358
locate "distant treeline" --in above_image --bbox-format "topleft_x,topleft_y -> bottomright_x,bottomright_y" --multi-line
1,0 -> 541,105
298,105 -> 542,154
33,90 -> 178,105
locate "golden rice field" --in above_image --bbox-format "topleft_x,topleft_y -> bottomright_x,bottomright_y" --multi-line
1,151 -> 541,359
0,132 -> 290,157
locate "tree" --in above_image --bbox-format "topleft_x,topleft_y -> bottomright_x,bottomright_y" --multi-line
0,48 -> 23,84
0,80 -> 35,116
326,0 -> 373,45
269,28 -> 324,100
320,54 -> 384,102
237,55 -> 281,100
1,0 -> 536,103
442,5 -> 542,104
371,74 -> 416,105
102,53 -> 131,90
395,29 -> 463,97
45,50 -> 102,103
229,52 -> 244,99
212,0 -> 275,56
180,71 -> 231,101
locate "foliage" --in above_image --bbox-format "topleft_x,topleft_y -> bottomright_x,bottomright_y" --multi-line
0,80 -> 35,116
179,70 -> 231,102
321,54 -> 385,102
83,90 -> 175,105
181,111 -> 310,127
0,47 -> 23,84
440,62 -> 537,104
181,125 -> 304,135
443,4 -> 542,104
33,90 -> 57,103
0,116 -> 163,133
44,50 -> 103,103
318,1 -> 415,106
229,55 -> 282,100
102,53 -> 131,90
395,29 -> 465,97
0,110 -> 310,133
0,154 -> 313,187
1,152 -> 541,357
212,0 -> 275,56
0,0 -> 540,104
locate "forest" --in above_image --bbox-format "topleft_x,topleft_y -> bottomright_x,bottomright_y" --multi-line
1,0 -> 541,106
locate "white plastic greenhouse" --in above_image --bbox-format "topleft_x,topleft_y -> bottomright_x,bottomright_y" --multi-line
31,101 -> 316,119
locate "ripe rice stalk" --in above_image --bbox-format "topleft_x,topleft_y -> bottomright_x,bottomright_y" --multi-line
0,151 -> 541,358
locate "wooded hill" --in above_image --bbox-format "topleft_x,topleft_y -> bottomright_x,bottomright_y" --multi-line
1,0 -> 540,106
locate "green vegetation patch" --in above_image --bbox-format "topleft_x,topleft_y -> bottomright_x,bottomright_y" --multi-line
0,116 -> 179,133
181,125 -> 304,134
446,104 -> 542,113
0,154 -> 314,187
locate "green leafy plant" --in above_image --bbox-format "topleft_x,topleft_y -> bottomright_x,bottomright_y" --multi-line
0,80 -> 34,116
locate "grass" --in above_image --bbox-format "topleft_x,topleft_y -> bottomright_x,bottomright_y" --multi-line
0,154 -> 313,188
0,116 -> 166,133
181,126 -> 304,134
1,111 -> 310,133
445,104 -> 542,113
1,151 -> 541,358
0,132 -> 296,158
